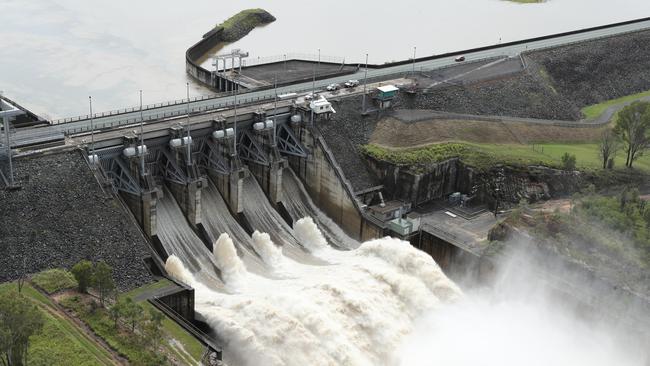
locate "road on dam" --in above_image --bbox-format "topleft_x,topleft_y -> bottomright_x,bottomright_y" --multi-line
10,17 -> 650,146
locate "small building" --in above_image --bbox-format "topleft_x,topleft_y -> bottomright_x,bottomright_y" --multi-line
309,97 -> 336,119
374,85 -> 399,109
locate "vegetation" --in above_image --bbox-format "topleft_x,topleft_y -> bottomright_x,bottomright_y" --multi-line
598,129 -> 620,169
614,101 -> 650,168
506,0 -> 544,3
121,280 -> 204,364
71,260 -> 93,293
362,141 -> 650,173
215,8 -> 276,42
493,189 -> 650,295
0,288 -> 44,366
60,279 -> 203,365
92,262 -> 115,306
560,152 -> 576,170
581,89 -> 650,120
0,283 -> 114,366
31,269 -> 77,294
60,294 -> 165,365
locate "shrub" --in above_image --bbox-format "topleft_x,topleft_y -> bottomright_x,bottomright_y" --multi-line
31,269 -> 77,294
561,152 -> 577,170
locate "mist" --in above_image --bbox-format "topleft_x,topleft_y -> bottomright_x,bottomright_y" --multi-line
398,245 -> 650,366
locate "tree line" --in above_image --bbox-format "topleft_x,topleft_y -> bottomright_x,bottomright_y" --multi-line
599,101 -> 650,169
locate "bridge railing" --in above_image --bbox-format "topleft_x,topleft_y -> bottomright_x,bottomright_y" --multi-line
239,53 -> 346,69
49,92 -> 229,125
59,54 -> 505,135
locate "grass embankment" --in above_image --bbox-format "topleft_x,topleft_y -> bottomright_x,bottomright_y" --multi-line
122,280 -> 205,364
0,282 -> 116,366
362,142 -> 650,172
581,89 -> 650,120
32,268 -> 77,294
216,8 -> 276,42
60,279 -> 203,365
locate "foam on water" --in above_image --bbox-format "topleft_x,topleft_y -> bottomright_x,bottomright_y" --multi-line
250,230 -> 285,270
165,220 -> 461,366
213,233 -> 247,288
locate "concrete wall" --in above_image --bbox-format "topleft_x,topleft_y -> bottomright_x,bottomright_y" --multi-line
186,27 -> 224,88
289,125 -> 382,241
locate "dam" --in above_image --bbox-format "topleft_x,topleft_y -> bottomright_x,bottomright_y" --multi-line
3,13 -> 650,366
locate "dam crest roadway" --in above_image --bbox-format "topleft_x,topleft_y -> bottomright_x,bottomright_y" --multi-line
7,16 -> 650,149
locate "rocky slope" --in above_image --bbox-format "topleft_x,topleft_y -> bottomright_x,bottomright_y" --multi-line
0,150 -> 154,290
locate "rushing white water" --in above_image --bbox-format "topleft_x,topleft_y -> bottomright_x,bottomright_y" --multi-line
165,219 -> 461,366
282,168 -> 358,249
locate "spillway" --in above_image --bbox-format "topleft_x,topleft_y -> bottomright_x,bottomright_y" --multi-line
281,168 -> 359,249
157,186 -> 224,290
166,223 -> 462,366
201,179 -> 270,275
240,176 -> 319,264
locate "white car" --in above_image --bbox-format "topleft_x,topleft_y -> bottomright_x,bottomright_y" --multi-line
344,80 -> 360,88
326,83 -> 340,91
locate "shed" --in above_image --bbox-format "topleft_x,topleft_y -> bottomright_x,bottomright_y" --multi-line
376,85 -> 399,100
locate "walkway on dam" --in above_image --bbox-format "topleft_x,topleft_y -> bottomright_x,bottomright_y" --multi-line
31,18 -> 650,134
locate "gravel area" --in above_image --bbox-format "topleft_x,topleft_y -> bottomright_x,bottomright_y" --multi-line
0,150 -> 154,290
528,28 -> 650,109
404,67 -> 581,120
317,96 -> 381,192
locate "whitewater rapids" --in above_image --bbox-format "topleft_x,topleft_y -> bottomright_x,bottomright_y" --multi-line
165,217 -> 461,366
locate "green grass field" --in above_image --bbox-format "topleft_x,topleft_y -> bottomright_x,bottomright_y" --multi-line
121,279 -> 204,364
31,268 -> 77,294
581,89 -> 650,120
0,282 -> 116,366
363,142 -> 650,173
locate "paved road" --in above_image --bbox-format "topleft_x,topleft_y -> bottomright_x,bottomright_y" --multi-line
11,18 -> 650,146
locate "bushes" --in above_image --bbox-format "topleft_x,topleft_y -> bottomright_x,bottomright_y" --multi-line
31,269 -> 77,294
70,260 -> 116,305
561,152 -> 577,170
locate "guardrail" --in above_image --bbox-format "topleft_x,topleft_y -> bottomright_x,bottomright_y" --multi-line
60,54 -> 503,135
240,53 -> 345,69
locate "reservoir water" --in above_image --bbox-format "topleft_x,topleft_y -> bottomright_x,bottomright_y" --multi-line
2,0 -> 650,118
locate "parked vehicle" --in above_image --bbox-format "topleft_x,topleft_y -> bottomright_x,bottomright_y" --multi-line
454,55 -> 466,62
326,83 -> 340,91
344,79 -> 360,88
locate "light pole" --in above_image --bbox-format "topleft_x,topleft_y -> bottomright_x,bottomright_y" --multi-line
273,74 -> 278,147
233,86 -> 238,157
89,96 -> 95,161
1,98 -> 24,188
186,83 -> 192,166
412,46 -> 417,75
362,53 -> 369,113
139,90 -> 145,176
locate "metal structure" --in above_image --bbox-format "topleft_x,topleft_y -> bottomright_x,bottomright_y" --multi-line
275,123 -> 307,158
0,98 -> 25,188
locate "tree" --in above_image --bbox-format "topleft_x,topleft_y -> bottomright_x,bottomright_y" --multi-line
92,261 -> 115,306
109,299 -> 124,329
71,260 -> 94,293
120,297 -> 143,333
598,129 -> 620,169
142,308 -> 165,349
561,152 -> 576,171
0,291 -> 44,366
614,101 -> 650,168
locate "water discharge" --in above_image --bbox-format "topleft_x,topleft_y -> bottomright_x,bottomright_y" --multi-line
281,168 -> 358,249
165,218 -> 462,366
162,176 -> 646,365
